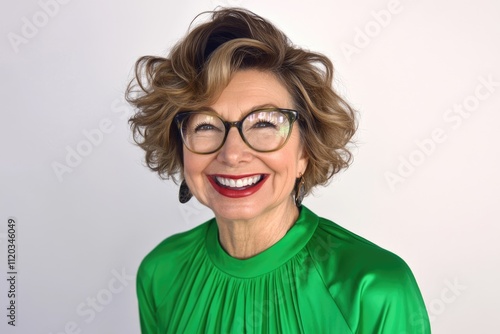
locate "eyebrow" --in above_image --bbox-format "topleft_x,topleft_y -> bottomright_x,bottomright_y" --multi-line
198,103 -> 281,116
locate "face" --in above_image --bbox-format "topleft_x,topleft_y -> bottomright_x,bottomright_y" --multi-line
182,69 -> 308,223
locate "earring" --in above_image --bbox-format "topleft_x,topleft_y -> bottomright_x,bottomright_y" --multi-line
179,179 -> 193,204
294,174 -> 306,207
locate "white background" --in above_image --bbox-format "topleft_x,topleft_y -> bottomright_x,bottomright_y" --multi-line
1,0 -> 499,333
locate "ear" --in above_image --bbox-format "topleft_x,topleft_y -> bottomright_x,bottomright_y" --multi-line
297,145 -> 309,177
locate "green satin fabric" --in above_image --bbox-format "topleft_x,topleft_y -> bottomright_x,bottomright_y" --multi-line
137,206 -> 430,333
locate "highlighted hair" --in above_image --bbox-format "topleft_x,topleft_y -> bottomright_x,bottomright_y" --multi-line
126,8 -> 357,195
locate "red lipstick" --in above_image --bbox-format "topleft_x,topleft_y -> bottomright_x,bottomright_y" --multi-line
208,174 -> 268,198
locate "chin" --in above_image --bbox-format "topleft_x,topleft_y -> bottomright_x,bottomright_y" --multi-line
211,202 -> 262,222
211,196 -> 294,224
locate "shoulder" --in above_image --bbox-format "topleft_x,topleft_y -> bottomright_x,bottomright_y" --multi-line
306,208 -> 411,281
303,206 -> 422,300
137,220 -> 212,283
303,208 -> 429,331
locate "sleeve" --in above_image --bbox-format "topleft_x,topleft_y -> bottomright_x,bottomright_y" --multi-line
136,262 -> 158,334
356,259 -> 431,334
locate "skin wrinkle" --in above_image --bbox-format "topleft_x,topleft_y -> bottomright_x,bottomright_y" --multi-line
131,10 -> 429,333
183,69 -> 307,259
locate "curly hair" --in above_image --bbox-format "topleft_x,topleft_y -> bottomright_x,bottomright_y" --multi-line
126,8 -> 357,195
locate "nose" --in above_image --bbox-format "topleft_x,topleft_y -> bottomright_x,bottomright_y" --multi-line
216,127 -> 252,166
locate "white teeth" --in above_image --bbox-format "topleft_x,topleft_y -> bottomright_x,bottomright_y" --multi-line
216,175 -> 262,188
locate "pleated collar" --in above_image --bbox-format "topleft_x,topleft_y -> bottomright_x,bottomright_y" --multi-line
205,206 -> 319,278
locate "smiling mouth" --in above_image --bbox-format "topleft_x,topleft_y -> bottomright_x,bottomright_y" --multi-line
209,174 -> 268,198
215,175 -> 263,189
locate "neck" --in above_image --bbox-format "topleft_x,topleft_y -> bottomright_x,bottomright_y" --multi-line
215,200 -> 299,259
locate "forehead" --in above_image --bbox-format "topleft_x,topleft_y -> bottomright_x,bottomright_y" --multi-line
209,70 -> 293,118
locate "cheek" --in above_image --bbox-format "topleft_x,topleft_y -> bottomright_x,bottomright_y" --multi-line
297,146 -> 308,174
182,151 -> 207,181
284,132 -> 307,174
267,150 -> 303,182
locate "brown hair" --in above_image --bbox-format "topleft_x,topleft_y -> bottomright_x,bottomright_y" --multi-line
126,8 -> 357,195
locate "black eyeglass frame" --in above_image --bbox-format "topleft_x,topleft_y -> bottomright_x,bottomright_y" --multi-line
174,108 -> 299,154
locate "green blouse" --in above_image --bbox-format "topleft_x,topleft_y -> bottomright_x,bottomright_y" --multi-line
137,206 -> 430,333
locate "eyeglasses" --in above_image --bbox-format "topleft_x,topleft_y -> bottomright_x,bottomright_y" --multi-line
174,108 -> 299,154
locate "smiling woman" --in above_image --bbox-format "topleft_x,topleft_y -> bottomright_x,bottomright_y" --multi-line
181,70 -> 307,231
126,8 -> 430,334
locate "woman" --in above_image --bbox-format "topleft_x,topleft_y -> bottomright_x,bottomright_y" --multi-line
127,8 -> 431,334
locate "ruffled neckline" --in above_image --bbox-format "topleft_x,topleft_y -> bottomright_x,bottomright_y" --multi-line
205,206 -> 319,278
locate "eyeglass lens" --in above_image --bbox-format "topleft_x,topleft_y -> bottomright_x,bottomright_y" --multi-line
180,109 -> 293,153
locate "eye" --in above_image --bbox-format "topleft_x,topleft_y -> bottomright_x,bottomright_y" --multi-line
252,119 -> 278,129
193,122 -> 222,133
184,113 -> 223,134
246,110 -> 282,130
